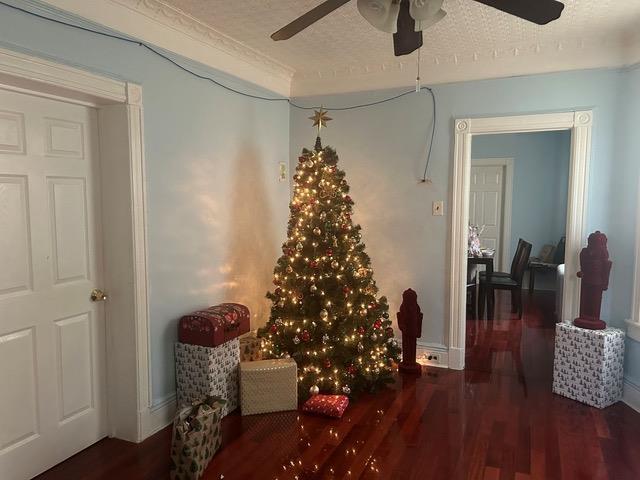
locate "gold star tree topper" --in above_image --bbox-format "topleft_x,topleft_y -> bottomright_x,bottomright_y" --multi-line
309,108 -> 332,135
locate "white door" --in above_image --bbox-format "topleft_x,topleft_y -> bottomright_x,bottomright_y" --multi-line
0,88 -> 107,480
469,162 -> 506,270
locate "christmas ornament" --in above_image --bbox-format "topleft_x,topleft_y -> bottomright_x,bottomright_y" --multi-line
278,299 -> 285,307
359,308 -> 368,316
387,338 -> 398,347
310,284 -> 318,293
371,333 -> 378,341
286,266 -> 293,273
275,317 -> 284,326
306,159 -> 314,168
347,365 -> 357,375
270,324 -> 277,334
322,333 -> 330,344
382,312 -> 390,319
326,248 -> 333,256
309,385 -> 320,396
357,342 -> 364,353
385,327 -> 394,337
331,260 -> 339,269
324,358 -> 331,369
275,287 -> 283,296
296,242 -> 303,251
374,319 -> 382,329
313,227 -> 322,236
320,309 -> 329,321
342,385 -> 351,395
293,335 -> 301,345
343,286 -> 351,295
357,326 -> 365,335
297,292 -> 304,300
310,260 -> 319,269
301,330 -> 311,342
319,211 -> 327,220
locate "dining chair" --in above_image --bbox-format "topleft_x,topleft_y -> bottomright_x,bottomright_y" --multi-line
481,239 -> 532,320
478,238 -> 524,318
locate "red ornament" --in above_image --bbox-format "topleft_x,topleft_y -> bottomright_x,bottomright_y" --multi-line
274,287 -> 283,296
357,326 -> 365,335
298,156 -> 306,163
347,364 -> 357,375
374,319 -> 382,329
310,260 -> 319,269
326,248 -> 333,256
385,326 -> 394,337
270,324 -> 278,334
302,330 -> 311,342
324,358 -> 332,369
343,286 -> 351,295
345,195 -> 352,203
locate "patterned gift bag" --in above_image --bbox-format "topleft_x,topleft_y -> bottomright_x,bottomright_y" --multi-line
239,334 -> 264,362
169,396 -> 226,480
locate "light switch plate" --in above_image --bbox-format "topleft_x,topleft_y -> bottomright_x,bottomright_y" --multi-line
433,200 -> 444,216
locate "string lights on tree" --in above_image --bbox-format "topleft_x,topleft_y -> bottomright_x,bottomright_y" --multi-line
259,109 -> 400,399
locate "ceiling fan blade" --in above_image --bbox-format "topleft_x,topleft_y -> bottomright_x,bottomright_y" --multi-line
271,0 -> 352,41
472,0 -> 564,25
393,0 -> 423,56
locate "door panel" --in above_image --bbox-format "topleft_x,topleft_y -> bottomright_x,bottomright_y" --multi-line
0,88 -> 106,480
469,163 -> 505,270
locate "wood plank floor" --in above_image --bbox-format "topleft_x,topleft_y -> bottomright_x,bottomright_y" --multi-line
36,292 -> 640,480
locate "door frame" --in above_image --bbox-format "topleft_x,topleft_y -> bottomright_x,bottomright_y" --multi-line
0,46 -> 152,442
470,157 -> 514,272
449,111 -> 592,370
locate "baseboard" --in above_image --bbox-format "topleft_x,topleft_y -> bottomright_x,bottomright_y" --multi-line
448,347 -> 465,370
140,393 -> 176,440
622,377 -> 640,413
415,342 -> 449,368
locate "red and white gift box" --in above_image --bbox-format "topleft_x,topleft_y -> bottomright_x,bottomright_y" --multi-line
302,394 -> 349,418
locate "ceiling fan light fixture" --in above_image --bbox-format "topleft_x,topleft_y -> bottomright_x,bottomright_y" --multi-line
357,0 -> 400,33
410,0 -> 446,31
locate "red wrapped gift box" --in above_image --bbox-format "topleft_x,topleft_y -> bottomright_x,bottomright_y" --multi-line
302,394 -> 349,418
178,303 -> 250,347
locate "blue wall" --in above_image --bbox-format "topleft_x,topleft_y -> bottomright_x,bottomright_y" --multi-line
290,67 -> 639,383
619,65 -> 640,385
0,2 -> 291,405
471,131 -> 571,266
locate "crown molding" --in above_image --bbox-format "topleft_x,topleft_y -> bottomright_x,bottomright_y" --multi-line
291,34 -> 629,97
37,0 -> 294,96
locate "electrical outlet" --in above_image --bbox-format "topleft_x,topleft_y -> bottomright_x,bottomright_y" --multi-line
416,349 -> 447,368
432,200 -> 444,216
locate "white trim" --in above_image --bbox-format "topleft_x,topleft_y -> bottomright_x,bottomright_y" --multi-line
0,45 -> 151,442
449,111 -> 592,370
37,0 -> 293,96
623,378 -> 640,413
141,393 -> 176,439
626,176 -> 640,343
470,158 -> 514,272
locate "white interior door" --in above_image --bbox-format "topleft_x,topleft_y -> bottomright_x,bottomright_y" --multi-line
0,88 -> 107,480
469,162 -> 506,270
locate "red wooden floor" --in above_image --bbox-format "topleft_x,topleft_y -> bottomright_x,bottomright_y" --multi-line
36,292 -> 640,480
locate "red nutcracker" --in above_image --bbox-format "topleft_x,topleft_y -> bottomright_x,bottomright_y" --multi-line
397,289 -> 423,374
574,231 -> 612,330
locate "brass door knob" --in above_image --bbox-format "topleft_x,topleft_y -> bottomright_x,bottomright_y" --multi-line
90,288 -> 108,302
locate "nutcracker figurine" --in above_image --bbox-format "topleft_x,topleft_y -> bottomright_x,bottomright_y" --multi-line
573,231 -> 612,330
397,289 -> 423,374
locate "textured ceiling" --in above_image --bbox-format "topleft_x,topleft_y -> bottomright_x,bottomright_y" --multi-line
162,0 -> 640,80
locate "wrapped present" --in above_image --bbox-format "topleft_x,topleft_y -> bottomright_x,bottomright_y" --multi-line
302,394 -> 349,418
179,303 -> 250,347
239,333 -> 264,362
240,358 -> 298,415
175,339 -> 239,417
169,396 -> 225,480
552,323 -> 625,408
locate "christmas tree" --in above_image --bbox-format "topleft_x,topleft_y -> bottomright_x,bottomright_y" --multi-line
259,109 -> 400,399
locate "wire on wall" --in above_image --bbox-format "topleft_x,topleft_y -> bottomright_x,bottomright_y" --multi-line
0,0 -> 436,181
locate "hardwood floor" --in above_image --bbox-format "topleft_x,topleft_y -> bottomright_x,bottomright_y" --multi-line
36,292 -> 640,480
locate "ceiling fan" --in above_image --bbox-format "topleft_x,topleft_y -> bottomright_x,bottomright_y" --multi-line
271,0 -> 565,57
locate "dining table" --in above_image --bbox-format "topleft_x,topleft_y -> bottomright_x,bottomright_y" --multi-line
468,255 -> 494,319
